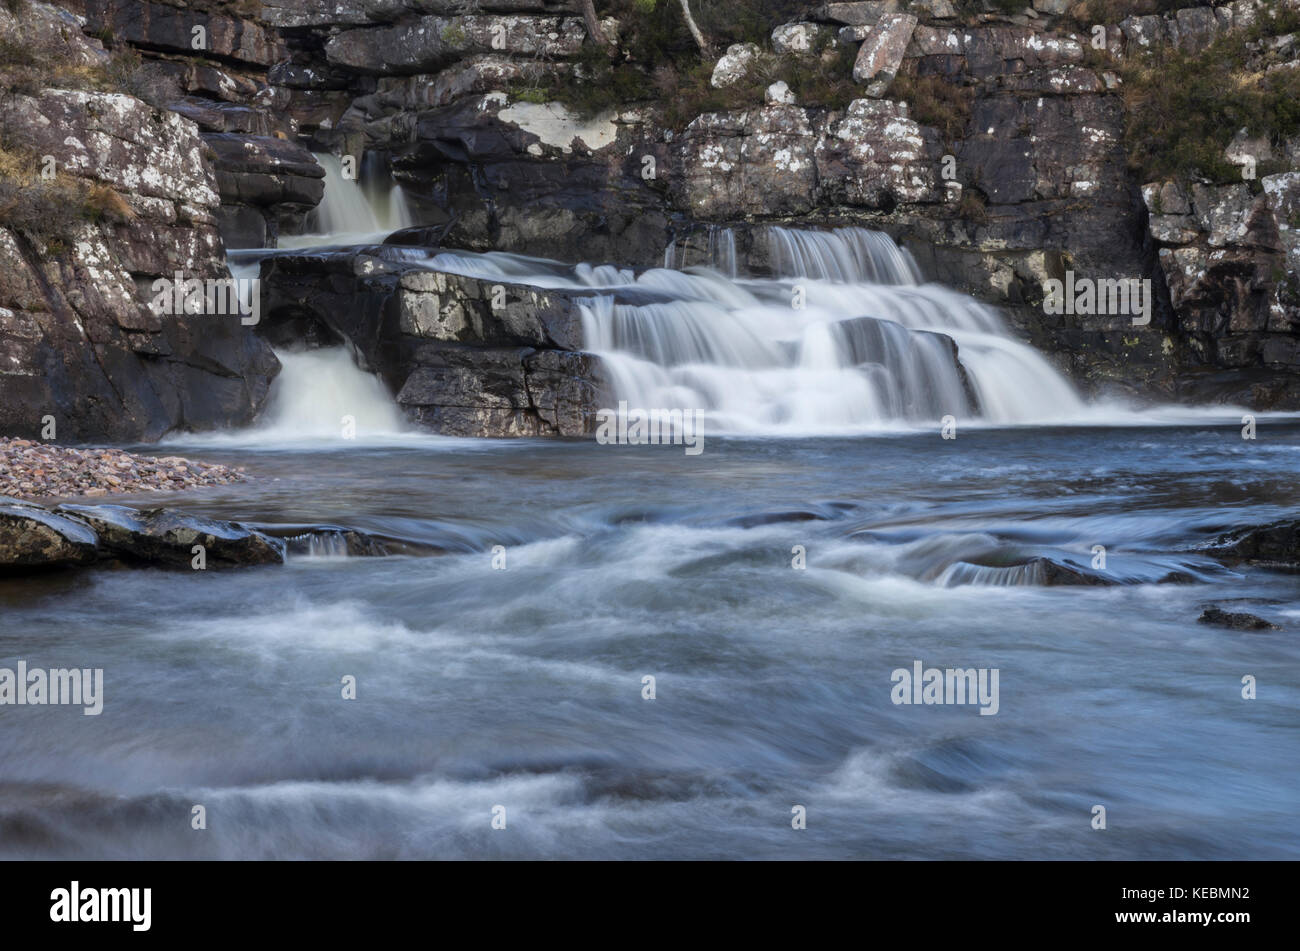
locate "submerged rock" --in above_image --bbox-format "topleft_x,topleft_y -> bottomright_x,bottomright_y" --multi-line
1202,520 -> 1300,569
1197,607 -> 1280,631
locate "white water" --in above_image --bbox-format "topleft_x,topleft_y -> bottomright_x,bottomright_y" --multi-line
243,163 -> 1239,437
413,227 -> 1091,433
172,344 -> 416,448
281,153 -> 414,249
258,348 -> 408,441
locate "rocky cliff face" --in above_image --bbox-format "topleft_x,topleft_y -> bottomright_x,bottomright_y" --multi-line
1,0 -> 1298,442
246,0 -> 1300,410
0,1 -> 277,442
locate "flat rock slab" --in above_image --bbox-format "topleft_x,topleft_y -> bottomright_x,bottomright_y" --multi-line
55,504 -> 285,568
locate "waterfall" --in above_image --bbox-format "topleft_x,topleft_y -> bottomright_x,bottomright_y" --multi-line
768,226 -> 921,284
662,225 -> 738,277
409,227 -> 1086,433
282,153 -> 414,248
228,153 -> 415,440
244,223 -> 1089,439
572,227 -> 1086,433
258,348 -> 408,440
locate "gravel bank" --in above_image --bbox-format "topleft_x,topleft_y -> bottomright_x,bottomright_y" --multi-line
0,438 -> 246,501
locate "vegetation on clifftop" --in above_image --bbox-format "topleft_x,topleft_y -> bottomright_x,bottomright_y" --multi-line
1114,2 -> 1300,185
518,0 -> 845,125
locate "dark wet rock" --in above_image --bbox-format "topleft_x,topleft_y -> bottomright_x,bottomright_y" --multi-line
396,347 -> 601,437
54,504 -> 285,568
726,510 -> 834,529
203,133 -> 326,248
1031,557 -> 1118,586
1197,607 -> 1280,631
1201,520 -> 1300,569
0,503 -> 99,571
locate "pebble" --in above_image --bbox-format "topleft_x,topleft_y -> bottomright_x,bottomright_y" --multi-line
0,438 -> 247,501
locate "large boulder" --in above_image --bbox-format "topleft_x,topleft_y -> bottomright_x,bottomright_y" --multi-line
711,43 -> 761,88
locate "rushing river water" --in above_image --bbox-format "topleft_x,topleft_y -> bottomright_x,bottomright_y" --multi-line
2,421 -> 1298,859
3,215 -> 1297,859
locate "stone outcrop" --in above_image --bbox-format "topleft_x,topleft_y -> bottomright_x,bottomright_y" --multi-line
55,503 -> 286,567
258,247 -> 602,436
0,495 -> 447,571
0,5 -> 278,442
0,499 -> 281,571
72,0 -> 325,250
323,13 -> 586,74
1142,173 -> 1300,405
204,133 -> 326,247
79,0 -> 286,66
0,500 -> 99,570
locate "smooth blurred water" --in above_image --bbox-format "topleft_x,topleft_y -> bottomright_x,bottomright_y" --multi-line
2,423 -> 1297,859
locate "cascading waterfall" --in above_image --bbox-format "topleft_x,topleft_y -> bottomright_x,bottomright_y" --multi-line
410,226 -> 1087,433
281,153 -> 414,248
662,225 -> 738,277
768,226 -> 921,284
223,155 -> 413,441
258,347 -> 407,439
588,227 -> 1084,433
